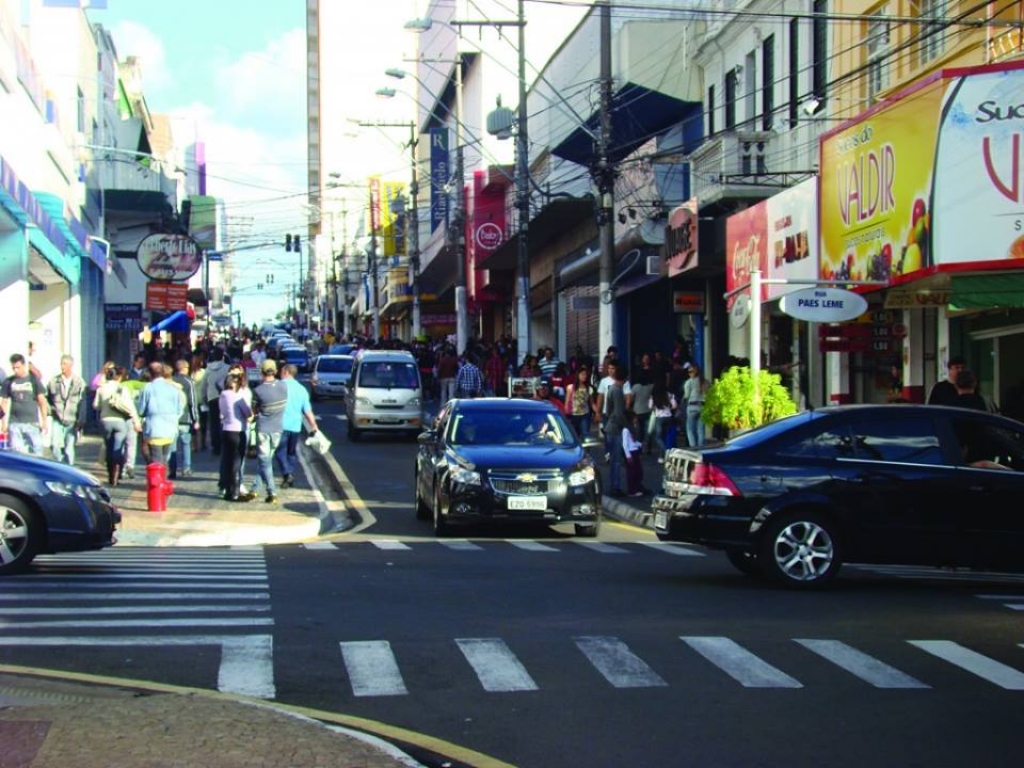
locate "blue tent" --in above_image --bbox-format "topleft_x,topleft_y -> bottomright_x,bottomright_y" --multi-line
150,310 -> 191,333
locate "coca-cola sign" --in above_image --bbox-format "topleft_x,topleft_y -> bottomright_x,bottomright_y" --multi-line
136,234 -> 202,282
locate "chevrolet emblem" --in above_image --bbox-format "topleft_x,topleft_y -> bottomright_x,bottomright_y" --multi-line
516,473 -> 538,483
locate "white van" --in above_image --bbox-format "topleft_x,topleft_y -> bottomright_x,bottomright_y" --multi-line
345,350 -> 424,440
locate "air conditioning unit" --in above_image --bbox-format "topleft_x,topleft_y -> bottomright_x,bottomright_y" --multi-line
646,255 -> 663,276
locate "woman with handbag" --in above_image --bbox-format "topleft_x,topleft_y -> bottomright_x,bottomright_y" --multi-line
92,366 -> 141,486
219,372 -> 254,502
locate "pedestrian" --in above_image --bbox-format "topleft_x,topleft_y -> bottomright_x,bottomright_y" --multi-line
0,353 -> 49,456
927,355 -> 965,406
683,364 -> 709,447
200,347 -> 230,455
954,369 -> 996,412
190,352 -> 207,452
251,359 -> 288,503
603,361 -> 630,497
630,365 -> 654,451
128,352 -> 148,380
46,354 -> 88,465
168,359 -> 199,478
273,363 -> 318,489
531,377 -> 564,412
436,346 -> 458,404
88,360 -> 115,431
595,359 -> 633,460
648,377 -> 677,463
483,345 -> 505,397
93,366 -> 140,486
564,366 -> 596,438
137,362 -> 186,468
622,410 -> 647,497
455,355 -> 484,399
538,347 -> 562,378
228,361 -> 255,493
218,372 -> 254,502
121,368 -> 148,475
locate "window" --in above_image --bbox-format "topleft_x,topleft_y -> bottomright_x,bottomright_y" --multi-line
866,8 -> 892,99
725,69 -> 737,130
76,86 -> 85,134
789,18 -> 800,127
952,419 -> 1024,471
780,426 -> 855,460
762,36 -> 775,131
849,418 -> 943,465
707,84 -> 716,136
812,1 -> 828,109
744,51 -> 757,128
914,0 -> 949,66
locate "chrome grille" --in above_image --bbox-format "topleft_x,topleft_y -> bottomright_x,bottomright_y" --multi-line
489,471 -> 561,496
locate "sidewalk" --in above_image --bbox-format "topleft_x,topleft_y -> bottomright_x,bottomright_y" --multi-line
75,430 -> 348,547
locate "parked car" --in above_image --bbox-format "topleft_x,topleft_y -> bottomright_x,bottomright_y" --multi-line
310,354 -> 354,401
415,398 -> 602,537
0,452 -> 120,575
653,404 -> 1024,588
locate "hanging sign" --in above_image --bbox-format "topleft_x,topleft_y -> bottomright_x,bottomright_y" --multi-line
780,287 -> 868,322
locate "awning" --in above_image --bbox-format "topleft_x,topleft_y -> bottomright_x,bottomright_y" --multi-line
150,309 -> 191,333
950,272 -> 1024,310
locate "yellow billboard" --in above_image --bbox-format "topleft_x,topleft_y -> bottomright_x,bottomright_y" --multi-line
819,79 -> 946,284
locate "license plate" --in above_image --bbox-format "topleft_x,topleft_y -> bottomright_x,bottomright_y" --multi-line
508,496 -> 547,511
655,511 -> 668,529
377,417 -> 401,424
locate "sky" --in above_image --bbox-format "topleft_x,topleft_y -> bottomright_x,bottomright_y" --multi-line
87,0 -> 422,327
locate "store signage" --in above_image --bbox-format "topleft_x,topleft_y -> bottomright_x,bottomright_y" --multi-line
104,303 -> 143,331
145,282 -> 188,311
730,293 -> 751,328
780,287 -> 868,322
665,198 -> 698,276
673,291 -> 705,314
136,233 -> 202,281
475,221 -> 503,250
884,289 -> 951,309
429,127 -> 449,233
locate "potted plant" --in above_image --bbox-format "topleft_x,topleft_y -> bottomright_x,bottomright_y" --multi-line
701,366 -> 798,434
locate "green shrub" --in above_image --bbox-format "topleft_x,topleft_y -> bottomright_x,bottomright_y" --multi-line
701,366 -> 798,431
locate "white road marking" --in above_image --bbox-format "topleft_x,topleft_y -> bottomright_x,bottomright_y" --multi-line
910,640 -> 1024,690
573,541 -> 629,554
0,618 -> 273,630
302,541 -> 337,550
507,540 -> 558,552
438,540 -> 484,551
0,635 -> 275,699
0,592 -> 270,601
795,639 -> 929,689
13,574 -> 268,581
575,636 -> 667,688
639,542 -> 705,556
0,582 -> 269,590
372,540 -> 412,551
681,636 -> 802,688
456,638 -> 538,692
0,605 -> 269,616
340,640 -> 408,697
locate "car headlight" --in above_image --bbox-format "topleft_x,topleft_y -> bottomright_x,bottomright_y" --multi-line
46,481 -> 91,499
449,465 -> 481,486
567,465 -> 596,487
409,396 -> 421,408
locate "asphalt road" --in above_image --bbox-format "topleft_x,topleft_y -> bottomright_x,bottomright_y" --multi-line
2,400 -> 1023,767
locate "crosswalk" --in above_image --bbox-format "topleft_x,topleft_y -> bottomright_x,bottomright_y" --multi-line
0,547 -> 276,699
302,539 -> 706,555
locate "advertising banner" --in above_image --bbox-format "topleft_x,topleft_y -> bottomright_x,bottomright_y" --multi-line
188,195 -> 218,251
666,198 -> 698,277
429,127 -> 449,233
145,282 -> 188,311
378,181 -> 406,258
104,303 -> 142,331
725,200 -> 767,307
136,233 -> 202,281
933,65 -> 1024,265
766,178 -> 819,300
819,79 -> 946,283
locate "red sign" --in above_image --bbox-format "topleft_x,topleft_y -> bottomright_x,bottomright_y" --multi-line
146,282 -> 188,311
725,200 -> 768,306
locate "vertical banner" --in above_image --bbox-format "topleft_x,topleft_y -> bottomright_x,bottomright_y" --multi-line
380,181 -> 406,258
725,200 -> 768,307
429,127 -> 449,233
766,178 -> 819,300
368,177 -> 381,235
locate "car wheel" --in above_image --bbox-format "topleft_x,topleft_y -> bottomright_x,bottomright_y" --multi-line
433,488 -> 450,537
415,467 -> 430,521
0,495 -> 41,576
759,511 -> 841,588
574,521 -> 600,538
725,549 -> 762,577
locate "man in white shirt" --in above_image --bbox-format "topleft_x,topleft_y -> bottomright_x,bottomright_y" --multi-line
595,361 -> 632,460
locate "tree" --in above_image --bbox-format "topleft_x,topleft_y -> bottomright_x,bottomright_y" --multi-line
702,366 -> 797,432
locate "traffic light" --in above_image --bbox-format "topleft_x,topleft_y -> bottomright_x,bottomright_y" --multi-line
285,234 -> 292,251
294,235 -> 301,251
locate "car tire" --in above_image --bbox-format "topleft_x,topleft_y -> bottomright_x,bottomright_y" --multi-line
433,488 -> 450,537
0,495 -> 41,576
415,468 -> 430,521
725,549 -> 762,577
759,510 -> 842,588
574,521 -> 600,538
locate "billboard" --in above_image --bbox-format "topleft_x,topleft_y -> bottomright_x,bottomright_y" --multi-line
188,195 -> 218,251
136,233 -> 202,281
819,79 -> 946,283
766,178 -> 819,301
933,66 -> 1024,265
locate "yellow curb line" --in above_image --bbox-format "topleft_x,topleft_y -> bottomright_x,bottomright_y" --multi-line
0,664 -> 515,768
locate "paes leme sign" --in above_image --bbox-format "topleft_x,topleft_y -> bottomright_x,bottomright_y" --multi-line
779,287 -> 869,322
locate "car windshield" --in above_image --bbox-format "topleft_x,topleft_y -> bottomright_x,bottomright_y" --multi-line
317,357 -> 352,373
360,361 -> 419,388
450,409 -> 579,447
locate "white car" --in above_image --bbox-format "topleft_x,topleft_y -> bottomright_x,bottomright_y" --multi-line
310,354 -> 354,401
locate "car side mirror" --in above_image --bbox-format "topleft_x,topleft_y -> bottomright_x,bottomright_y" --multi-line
417,430 -> 439,445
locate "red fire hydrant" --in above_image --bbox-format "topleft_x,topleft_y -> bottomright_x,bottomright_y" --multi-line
146,462 -> 174,512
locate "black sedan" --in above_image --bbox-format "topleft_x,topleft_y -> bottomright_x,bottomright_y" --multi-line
653,404 -> 1024,588
0,452 -> 120,574
415,398 -> 602,537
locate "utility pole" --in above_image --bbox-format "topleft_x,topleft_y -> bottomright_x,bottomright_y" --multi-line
368,185 -> 381,340
409,122 -> 422,340
515,0 -> 530,366
596,0 -> 616,360
452,56 -> 468,355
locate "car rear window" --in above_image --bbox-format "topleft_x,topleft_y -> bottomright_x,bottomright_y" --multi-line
317,357 -> 352,373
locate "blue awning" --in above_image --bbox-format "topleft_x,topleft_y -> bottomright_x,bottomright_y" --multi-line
150,310 -> 191,333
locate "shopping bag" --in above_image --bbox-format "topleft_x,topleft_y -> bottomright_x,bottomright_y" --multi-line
304,431 -> 331,456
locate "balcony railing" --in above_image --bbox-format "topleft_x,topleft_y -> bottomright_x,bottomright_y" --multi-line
689,131 -> 784,206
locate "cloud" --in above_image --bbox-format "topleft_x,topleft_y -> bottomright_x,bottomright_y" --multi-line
109,20 -> 171,93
